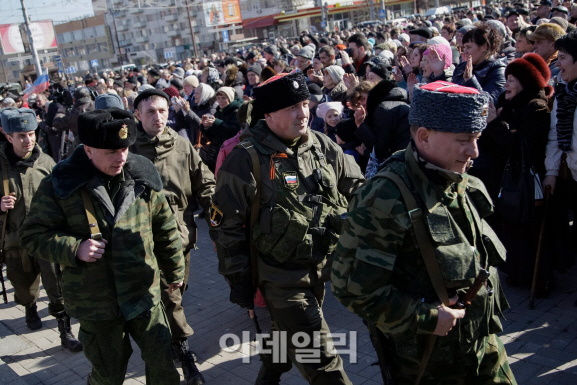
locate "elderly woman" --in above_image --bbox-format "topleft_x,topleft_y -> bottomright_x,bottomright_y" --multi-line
174,83 -> 217,146
476,53 -> 552,289
200,86 -> 242,172
322,65 -> 348,102
452,23 -> 507,103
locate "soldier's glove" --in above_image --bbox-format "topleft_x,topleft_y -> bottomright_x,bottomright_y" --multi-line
230,280 -> 255,310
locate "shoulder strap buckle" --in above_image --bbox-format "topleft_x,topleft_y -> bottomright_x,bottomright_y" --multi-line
407,208 -> 422,223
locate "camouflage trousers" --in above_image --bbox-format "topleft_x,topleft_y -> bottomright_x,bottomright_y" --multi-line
393,334 -> 517,385
5,249 -> 64,316
160,249 -> 193,342
78,302 -> 179,385
259,283 -> 352,385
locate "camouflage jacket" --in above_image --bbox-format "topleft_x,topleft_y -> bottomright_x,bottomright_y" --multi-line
0,143 -> 55,261
19,145 -> 184,321
332,143 -> 509,362
209,120 -> 365,288
130,125 -> 215,252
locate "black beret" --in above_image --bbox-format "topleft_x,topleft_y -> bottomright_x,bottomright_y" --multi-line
133,89 -> 170,110
78,108 -> 137,149
148,68 -> 161,78
253,72 -> 310,114
409,27 -> 433,39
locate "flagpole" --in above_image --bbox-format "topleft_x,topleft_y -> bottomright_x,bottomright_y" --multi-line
20,0 -> 43,79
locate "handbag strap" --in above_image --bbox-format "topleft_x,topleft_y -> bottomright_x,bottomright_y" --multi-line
80,189 -> 102,241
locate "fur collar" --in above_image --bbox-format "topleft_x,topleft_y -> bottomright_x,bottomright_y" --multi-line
52,145 -> 162,199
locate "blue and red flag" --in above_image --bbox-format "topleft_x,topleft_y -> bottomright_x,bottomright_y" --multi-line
23,72 -> 49,97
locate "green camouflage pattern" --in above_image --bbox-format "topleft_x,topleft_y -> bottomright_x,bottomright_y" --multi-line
19,147 -> 184,321
130,126 -> 215,252
332,142 -> 511,365
209,120 -> 365,287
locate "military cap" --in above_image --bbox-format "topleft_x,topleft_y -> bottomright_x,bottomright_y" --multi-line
552,5 -> 569,14
253,72 -> 310,114
539,0 -> 552,6
133,89 -> 170,110
0,107 -> 37,134
409,81 -> 490,134
78,108 -> 136,149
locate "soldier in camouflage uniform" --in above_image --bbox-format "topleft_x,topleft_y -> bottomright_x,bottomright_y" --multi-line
130,89 -> 214,385
332,82 -> 517,385
0,108 -> 81,352
20,108 -> 184,385
209,72 -> 365,385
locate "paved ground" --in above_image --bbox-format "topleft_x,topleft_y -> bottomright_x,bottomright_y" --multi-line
1,219 -> 577,385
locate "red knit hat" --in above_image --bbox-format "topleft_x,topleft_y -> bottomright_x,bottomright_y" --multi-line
162,86 -> 180,99
505,53 -> 553,97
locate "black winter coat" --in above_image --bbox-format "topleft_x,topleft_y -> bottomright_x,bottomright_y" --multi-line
468,90 -> 551,202
453,57 -> 506,103
175,100 -> 218,145
355,80 -> 411,162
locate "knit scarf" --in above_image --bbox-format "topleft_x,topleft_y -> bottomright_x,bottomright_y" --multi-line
555,79 -> 577,151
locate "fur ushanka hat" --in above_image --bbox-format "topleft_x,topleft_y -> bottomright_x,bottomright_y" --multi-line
505,53 -> 553,97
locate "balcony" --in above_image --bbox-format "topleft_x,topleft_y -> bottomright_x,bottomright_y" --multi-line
135,36 -> 149,43
116,24 -> 128,31
167,30 -> 180,37
130,7 -> 144,14
164,14 -> 178,22
132,21 -> 146,28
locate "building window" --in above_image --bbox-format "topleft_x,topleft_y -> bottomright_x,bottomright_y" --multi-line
76,46 -> 86,56
98,42 -> 109,52
87,44 -> 98,54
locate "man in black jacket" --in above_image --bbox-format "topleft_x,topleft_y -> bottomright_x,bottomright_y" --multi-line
341,34 -> 371,78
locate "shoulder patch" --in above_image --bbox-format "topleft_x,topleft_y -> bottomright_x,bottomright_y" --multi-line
283,171 -> 299,190
209,203 -> 224,227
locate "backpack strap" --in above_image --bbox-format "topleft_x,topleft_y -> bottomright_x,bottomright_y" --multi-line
236,141 -> 261,287
0,157 -> 10,257
380,171 -> 450,385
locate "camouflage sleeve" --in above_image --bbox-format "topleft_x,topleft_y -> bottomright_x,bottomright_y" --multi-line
208,148 -> 255,284
150,189 -> 185,284
19,177 -> 84,267
331,178 -> 438,335
188,145 -> 215,224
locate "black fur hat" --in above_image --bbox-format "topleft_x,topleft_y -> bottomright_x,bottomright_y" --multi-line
78,108 -> 137,149
253,72 -> 310,114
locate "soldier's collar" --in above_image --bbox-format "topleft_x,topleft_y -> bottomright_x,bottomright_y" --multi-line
405,142 -> 468,212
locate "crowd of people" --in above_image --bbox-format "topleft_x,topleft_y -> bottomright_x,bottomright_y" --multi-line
1,0 -> 577,384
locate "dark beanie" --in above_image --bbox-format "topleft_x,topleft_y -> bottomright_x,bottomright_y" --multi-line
505,53 -> 553,97
133,89 -> 170,110
253,72 -> 310,114
78,108 -> 137,149
335,119 -> 358,143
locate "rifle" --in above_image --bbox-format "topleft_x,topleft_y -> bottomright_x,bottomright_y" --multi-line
367,322 -> 395,385
452,268 -> 491,309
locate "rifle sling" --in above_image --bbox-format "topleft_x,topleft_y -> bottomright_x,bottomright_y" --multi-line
80,189 -> 102,241
380,172 -> 450,385
237,142 -> 261,287
0,156 -> 10,255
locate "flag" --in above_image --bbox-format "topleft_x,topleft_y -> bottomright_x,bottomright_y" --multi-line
24,71 -> 49,97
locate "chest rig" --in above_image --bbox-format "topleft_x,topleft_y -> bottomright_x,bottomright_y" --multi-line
239,138 -> 348,267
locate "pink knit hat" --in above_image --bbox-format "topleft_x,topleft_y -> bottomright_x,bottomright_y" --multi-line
423,44 -> 453,70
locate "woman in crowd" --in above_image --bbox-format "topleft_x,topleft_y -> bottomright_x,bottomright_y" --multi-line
316,101 -> 343,142
223,64 -> 245,100
421,44 -> 454,83
453,23 -> 506,103
322,65 -> 348,102
200,66 -> 221,91
515,26 -> 537,58
479,53 -> 552,290
174,83 -> 217,146
200,86 -> 242,172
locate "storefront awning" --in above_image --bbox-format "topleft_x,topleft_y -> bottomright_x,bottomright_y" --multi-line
242,15 -> 278,29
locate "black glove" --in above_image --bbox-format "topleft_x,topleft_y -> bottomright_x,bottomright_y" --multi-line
230,281 -> 255,309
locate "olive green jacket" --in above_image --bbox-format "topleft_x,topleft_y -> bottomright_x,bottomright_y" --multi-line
332,143 -> 509,362
130,125 -> 215,251
209,120 -> 365,288
19,145 -> 184,321
0,143 -> 55,262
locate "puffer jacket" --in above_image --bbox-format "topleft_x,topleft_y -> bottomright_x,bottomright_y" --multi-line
19,146 -> 184,321
453,57 -> 506,103
130,125 -> 215,252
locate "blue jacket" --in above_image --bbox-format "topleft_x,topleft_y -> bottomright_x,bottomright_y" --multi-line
452,57 -> 506,103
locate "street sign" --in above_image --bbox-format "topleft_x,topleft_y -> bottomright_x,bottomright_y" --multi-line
53,55 -> 62,63
57,62 -> 64,72
222,30 -> 229,42
91,59 -> 99,68
65,66 -> 77,74
379,9 -> 386,18
164,51 -> 173,59
321,21 -> 327,28
7,55 -> 32,62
